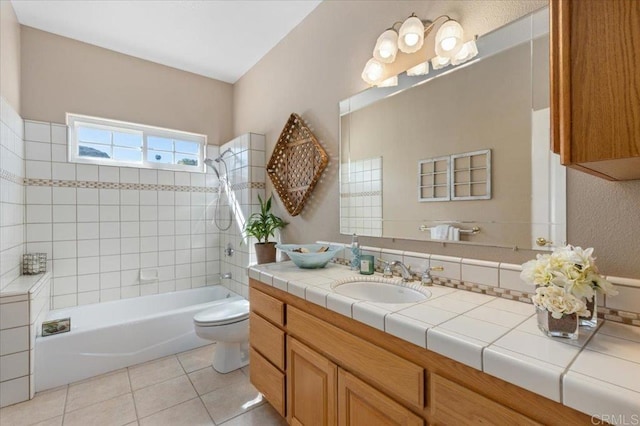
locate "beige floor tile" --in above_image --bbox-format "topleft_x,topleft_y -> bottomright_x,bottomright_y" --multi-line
240,365 -> 250,378
201,381 -> 264,424
32,415 -> 63,426
188,367 -> 247,395
0,387 -> 67,426
177,344 -> 215,373
63,393 -> 136,426
128,356 -> 184,390
133,375 -> 197,418
65,370 -> 131,413
138,397 -> 214,426
220,403 -> 287,426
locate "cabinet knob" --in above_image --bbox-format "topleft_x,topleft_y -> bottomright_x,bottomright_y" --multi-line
536,237 -> 553,247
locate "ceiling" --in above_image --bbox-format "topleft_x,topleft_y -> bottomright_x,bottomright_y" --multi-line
11,0 -> 322,84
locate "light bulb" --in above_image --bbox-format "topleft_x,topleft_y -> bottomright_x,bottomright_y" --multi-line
361,58 -> 385,85
403,33 -> 420,47
373,29 -> 398,63
376,76 -> 398,87
451,40 -> 479,65
398,15 -> 424,53
431,55 -> 450,70
435,20 -> 464,58
406,61 -> 429,76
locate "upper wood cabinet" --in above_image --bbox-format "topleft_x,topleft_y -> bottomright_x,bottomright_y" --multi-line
551,0 -> 640,180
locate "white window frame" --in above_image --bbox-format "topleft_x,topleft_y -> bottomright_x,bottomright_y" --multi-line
67,113 -> 207,173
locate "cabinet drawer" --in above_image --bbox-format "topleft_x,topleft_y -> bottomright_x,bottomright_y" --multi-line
431,374 -> 541,425
339,369 -> 423,426
250,312 -> 285,371
249,348 -> 285,417
250,287 -> 285,326
287,306 -> 424,410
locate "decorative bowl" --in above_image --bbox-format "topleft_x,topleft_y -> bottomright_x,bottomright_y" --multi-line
276,244 -> 342,269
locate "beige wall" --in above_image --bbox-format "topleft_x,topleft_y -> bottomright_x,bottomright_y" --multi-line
233,0 -> 640,278
21,26 -> 233,145
1,0 -> 21,112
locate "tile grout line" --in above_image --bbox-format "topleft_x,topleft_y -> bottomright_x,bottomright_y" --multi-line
126,366 -> 141,423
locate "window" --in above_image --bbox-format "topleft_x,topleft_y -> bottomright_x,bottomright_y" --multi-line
67,114 -> 207,172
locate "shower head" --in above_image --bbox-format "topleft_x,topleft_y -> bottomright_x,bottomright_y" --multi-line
204,158 -> 220,179
215,148 -> 233,162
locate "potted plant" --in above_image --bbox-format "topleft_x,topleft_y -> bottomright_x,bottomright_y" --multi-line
243,194 -> 287,264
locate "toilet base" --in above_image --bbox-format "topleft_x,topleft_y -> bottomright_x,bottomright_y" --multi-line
213,340 -> 249,373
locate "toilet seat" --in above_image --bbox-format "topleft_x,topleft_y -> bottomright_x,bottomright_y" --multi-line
194,299 -> 249,327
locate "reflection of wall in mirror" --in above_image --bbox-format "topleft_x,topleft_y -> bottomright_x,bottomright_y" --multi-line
342,35 -> 551,249
340,157 -> 382,237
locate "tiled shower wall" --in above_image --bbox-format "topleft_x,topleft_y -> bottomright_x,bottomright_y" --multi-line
22,120 -> 223,309
217,133 -> 266,299
0,98 -> 25,290
340,156 -> 383,237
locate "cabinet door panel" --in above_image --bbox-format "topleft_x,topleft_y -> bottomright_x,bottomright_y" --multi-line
431,374 -> 541,425
288,336 -> 337,426
339,369 -> 423,426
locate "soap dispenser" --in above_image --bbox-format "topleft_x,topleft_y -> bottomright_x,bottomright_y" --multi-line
350,234 -> 361,271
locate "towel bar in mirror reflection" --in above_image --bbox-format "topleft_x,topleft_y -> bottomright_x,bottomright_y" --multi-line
339,6 -> 565,251
419,225 -> 480,235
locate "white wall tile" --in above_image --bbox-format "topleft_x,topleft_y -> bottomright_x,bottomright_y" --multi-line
25,141 -> 51,162
139,169 -> 157,184
77,164 -> 98,181
0,376 -> 30,408
77,257 -> 100,275
77,223 -> 99,240
26,205 -> 52,224
99,166 -> 119,183
26,160 -> 51,179
99,189 -> 119,205
0,326 -> 29,356
77,205 -> 99,223
461,262 -> 499,286
52,187 -> 76,205
52,163 -> 75,181
26,186 -> 52,205
157,171 -> 174,185
0,351 -> 29,382
51,144 -> 67,163
0,301 -> 29,329
51,124 -> 67,145
53,205 -> 76,223
24,121 -> 51,143
77,274 -> 99,292
100,206 -> 119,222
77,188 -> 98,205
53,241 -> 77,259
605,286 -> 640,313
53,223 -> 76,241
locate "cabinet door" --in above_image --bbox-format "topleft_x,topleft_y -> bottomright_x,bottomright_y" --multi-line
287,336 -> 337,426
338,369 -> 423,426
551,0 -> 640,180
430,374 -> 541,425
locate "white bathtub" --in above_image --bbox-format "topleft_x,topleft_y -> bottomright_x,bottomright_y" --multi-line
35,286 -> 243,391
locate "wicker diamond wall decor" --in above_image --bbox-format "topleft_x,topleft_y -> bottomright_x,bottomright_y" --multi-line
267,113 -> 328,216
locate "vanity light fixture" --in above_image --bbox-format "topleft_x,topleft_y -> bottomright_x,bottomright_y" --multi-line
363,13 -> 478,87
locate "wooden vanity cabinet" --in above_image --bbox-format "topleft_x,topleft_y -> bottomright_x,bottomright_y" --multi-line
249,279 -> 591,425
551,0 -> 640,180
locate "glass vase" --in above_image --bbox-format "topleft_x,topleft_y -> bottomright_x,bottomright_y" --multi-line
580,293 -> 597,328
536,307 -> 579,340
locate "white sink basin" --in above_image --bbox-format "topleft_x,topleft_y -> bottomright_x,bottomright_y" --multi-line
331,279 -> 430,303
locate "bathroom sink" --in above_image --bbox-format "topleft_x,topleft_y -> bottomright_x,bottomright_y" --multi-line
331,278 -> 430,303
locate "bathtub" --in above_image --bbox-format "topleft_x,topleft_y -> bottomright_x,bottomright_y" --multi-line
35,286 -> 243,391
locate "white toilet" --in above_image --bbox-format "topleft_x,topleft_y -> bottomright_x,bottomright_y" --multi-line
193,299 -> 250,373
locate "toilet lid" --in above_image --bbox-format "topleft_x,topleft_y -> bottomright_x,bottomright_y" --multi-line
194,299 -> 250,326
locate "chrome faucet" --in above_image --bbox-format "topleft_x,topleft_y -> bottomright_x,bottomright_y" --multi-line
420,266 -> 444,286
390,261 -> 412,282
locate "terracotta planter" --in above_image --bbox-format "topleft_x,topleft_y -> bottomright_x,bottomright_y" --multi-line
255,242 -> 277,265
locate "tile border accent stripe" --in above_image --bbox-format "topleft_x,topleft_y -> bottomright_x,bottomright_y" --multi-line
0,169 -> 23,185
22,178 -> 265,193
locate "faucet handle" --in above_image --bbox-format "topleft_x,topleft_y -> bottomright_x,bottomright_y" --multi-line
377,258 -> 393,278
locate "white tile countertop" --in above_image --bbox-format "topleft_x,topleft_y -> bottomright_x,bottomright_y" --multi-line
248,261 -> 640,420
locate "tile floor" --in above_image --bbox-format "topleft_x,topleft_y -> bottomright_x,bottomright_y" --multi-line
0,344 -> 287,426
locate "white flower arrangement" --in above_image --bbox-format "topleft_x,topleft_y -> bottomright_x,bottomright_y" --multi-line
521,245 -> 618,317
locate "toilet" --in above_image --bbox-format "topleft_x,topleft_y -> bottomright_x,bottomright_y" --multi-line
193,299 -> 250,373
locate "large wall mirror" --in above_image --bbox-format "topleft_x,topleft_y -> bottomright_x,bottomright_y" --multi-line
339,7 -> 565,251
